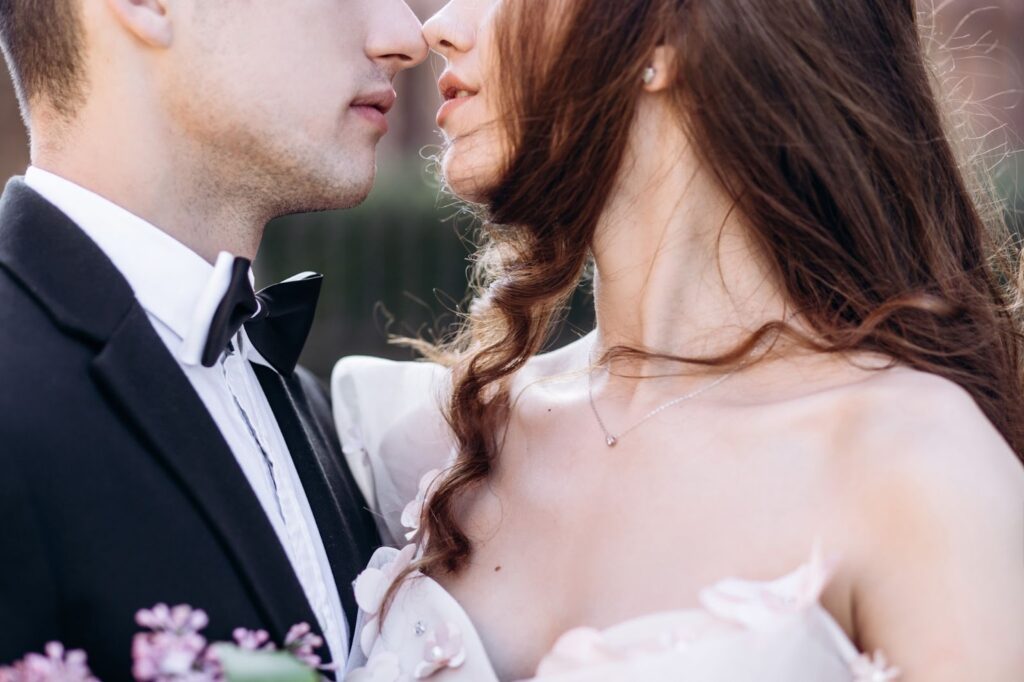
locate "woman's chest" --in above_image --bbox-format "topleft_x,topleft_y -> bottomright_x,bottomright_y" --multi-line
432,446 -> 854,680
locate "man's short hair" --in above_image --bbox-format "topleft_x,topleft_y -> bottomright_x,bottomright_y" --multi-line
0,0 -> 86,119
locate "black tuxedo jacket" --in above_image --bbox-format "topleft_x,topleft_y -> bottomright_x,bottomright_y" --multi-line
0,179 -> 381,678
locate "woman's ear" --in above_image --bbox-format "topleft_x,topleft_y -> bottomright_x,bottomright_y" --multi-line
104,0 -> 173,48
642,46 -> 677,93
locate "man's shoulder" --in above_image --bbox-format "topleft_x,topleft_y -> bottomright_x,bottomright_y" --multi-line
0,264 -> 96,413
0,263 -> 75,349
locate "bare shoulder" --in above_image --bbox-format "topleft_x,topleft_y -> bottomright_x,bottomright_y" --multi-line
814,366 -> 1024,533
514,333 -> 595,386
820,366 -> 1022,483
816,366 -> 1024,679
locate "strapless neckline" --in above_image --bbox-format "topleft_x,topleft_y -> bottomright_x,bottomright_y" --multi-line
331,358 -> 901,681
344,544 -> 899,682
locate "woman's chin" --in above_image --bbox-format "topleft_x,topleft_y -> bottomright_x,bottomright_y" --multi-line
442,162 -> 496,205
441,142 -> 503,205
444,180 -> 490,205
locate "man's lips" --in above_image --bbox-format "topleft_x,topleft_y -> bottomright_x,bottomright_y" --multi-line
351,89 -> 397,133
352,89 -> 397,115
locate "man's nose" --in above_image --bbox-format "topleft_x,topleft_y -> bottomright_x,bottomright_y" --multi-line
368,0 -> 430,76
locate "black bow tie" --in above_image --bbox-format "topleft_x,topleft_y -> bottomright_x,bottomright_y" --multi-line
197,256 -> 322,376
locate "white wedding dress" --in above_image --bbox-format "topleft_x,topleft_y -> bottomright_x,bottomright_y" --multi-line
331,356 -> 900,682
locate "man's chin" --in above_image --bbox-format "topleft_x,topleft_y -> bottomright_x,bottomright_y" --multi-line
345,175 -> 376,208
327,162 -> 376,209
274,169 -> 376,216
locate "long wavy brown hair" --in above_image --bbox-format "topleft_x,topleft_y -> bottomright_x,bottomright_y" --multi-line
408,0 -> 1024,581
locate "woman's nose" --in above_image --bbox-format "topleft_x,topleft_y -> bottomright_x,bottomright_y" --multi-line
423,2 -> 476,59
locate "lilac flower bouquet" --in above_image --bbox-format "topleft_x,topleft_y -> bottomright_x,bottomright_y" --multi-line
0,605 -> 329,682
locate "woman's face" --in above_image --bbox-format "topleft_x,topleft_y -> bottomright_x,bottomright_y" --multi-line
423,0 -> 506,201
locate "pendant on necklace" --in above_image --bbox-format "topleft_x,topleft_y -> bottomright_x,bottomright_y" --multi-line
606,435 -> 619,447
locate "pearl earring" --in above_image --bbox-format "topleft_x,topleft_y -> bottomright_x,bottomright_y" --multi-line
642,67 -> 656,85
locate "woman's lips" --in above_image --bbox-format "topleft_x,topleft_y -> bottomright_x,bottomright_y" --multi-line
437,71 -> 479,130
437,94 -> 475,128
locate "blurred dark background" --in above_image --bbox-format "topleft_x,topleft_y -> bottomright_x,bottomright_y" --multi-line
0,0 -> 1020,379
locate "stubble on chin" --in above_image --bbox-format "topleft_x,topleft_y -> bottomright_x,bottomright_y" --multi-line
185,129 -> 378,224
261,153 -> 377,220
169,92 -> 377,222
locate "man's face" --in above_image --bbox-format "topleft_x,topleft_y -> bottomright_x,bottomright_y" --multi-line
163,0 -> 427,218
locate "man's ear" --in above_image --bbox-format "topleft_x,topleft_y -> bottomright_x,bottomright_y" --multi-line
104,0 -> 173,48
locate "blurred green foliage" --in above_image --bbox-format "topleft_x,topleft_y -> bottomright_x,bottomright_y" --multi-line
257,169 -> 472,379
1000,152 -> 1024,235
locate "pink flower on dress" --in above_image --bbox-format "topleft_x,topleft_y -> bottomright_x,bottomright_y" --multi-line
534,628 -> 625,676
699,543 -> 837,630
0,642 -> 98,682
353,544 -> 418,655
401,470 -> 442,542
413,622 -> 466,679
344,652 -> 401,682
535,616 -> 733,677
851,651 -> 901,681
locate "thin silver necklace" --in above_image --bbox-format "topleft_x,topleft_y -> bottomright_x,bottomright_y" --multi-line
587,361 -> 741,448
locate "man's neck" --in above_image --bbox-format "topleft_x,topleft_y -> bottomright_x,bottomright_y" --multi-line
31,113 -> 265,263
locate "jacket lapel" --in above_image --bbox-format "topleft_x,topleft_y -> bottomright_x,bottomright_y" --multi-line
0,179 -> 322,647
253,365 -> 374,634
91,311 -> 322,644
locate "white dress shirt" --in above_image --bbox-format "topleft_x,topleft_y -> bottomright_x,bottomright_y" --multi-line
24,166 -> 349,667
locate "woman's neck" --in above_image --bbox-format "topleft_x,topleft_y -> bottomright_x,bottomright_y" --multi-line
590,140 -> 788,366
